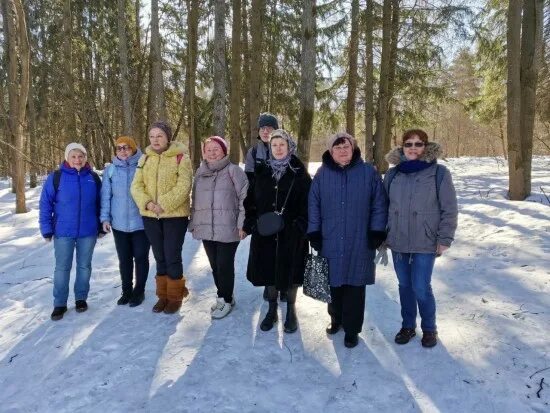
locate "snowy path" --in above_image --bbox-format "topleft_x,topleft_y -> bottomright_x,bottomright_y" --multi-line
0,157 -> 548,412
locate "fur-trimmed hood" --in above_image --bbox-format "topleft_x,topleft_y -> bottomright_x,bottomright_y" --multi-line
385,142 -> 443,165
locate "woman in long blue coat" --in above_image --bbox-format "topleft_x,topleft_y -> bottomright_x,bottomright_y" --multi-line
308,133 -> 388,348
100,136 -> 150,307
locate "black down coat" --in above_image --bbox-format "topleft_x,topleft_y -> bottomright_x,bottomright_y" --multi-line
243,155 -> 311,291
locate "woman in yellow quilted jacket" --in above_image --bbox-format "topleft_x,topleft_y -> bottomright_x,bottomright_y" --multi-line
131,121 -> 193,314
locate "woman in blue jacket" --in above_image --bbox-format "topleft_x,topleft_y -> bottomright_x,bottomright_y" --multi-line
308,133 -> 388,348
100,136 -> 150,307
39,143 -> 103,321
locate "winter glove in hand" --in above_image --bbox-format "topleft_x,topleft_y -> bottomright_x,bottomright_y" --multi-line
374,246 -> 388,266
307,231 -> 322,252
368,230 -> 387,250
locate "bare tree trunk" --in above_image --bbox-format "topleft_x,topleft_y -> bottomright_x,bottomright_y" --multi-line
266,0 -> 278,112
297,0 -> 317,165
186,0 -> 201,169
499,119 -> 507,160
519,0 -> 544,196
213,0 -> 227,137
148,0 -> 166,124
249,0 -> 264,145
363,0 -> 374,162
373,0 -> 392,172
133,0 -> 146,147
507,0 -> 525,200
241,0 -> 251,153
2,0 -> 30,213
230,0 -> 242,163
118,0 -> 133,136
62,0 -> 76,144
345,0 -> 359,136
384,0 -> 399,161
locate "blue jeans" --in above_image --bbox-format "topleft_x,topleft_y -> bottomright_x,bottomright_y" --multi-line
392,252 -> 437,332
53,236 -> 97,307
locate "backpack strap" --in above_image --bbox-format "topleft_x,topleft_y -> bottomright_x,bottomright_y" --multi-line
53,169 -> 62,193
384,167 -> 398,195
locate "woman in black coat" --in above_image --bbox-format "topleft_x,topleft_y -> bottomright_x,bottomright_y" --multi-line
243,129 -> 311,333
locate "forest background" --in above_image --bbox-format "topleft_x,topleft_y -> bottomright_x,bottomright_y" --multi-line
1,0 -> 549,212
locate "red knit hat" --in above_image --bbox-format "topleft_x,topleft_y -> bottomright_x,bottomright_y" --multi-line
203,136 -> 228,156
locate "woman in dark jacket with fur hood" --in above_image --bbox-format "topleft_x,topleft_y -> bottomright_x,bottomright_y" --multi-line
384,129 -> 458,348
243,129 -> 311,334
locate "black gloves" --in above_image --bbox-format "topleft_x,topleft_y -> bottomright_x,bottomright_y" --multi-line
368,230 -> 387,250
307,231 -> 322,252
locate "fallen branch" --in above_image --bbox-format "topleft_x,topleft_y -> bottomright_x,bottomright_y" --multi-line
530,366 -> 550,379
536,377 -> 545,398
283,340 -> 293,364
9,354 -> 19,363
540,187 -> 550,204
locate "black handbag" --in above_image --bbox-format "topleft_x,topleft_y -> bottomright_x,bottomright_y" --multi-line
256,178 -> 295,236
303,251 -> 331,303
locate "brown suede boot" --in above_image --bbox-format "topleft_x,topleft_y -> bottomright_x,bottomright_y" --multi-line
152,275 -> 168,313
164,277 -> 189,314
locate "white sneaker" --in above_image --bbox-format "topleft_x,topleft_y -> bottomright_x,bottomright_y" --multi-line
211,300 -> 234,319
211,297 -> 225,312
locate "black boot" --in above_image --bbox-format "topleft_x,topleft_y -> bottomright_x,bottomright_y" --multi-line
129,291 -> 145,307
260,301 -> 278,331
326,317 -> 341,335
279,290 -> 288,302
284,303 -> 298,333
283,286 -> 298,333
344,333 -> 359,348
117,292 -> 132,305
51,306 -> 67,321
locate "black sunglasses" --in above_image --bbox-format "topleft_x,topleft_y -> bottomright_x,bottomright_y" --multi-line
403,142 -> 425,148
116,145 -> 131,151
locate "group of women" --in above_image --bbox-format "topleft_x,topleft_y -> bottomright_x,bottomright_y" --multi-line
39,114 -> 458,349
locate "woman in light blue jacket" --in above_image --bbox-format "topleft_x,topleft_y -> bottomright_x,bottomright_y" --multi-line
101,136 -> 150,307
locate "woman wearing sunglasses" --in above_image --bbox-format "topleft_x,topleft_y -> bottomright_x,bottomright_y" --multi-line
100,136 -> 150,307
384,129 -> 458,348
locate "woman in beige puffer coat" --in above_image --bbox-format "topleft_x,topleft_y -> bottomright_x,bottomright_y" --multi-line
189,136 -> 248,319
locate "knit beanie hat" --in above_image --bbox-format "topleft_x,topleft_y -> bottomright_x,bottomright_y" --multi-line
64,143 -> 87,161
257,113 -> 279,130
115,136 -> 137,154
149,121 -> 173,142
203,136 -> 228,156
327,132 -> 357,150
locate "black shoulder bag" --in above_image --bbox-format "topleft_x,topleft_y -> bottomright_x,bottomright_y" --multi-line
256,178 -> 295,236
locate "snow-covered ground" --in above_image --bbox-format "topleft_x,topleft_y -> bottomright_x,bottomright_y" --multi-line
0,157 -> 548,413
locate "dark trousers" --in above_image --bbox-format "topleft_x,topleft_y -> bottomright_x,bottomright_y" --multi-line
143,217 -> 188,280
328,285 -> 366,335
112,229 -> 151,295
202,240 -> 239,303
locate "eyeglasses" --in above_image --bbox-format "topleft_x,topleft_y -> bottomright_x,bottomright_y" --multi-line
259,126 -> 274,132
116,145 -> 131,152
403,142 -> 425,148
